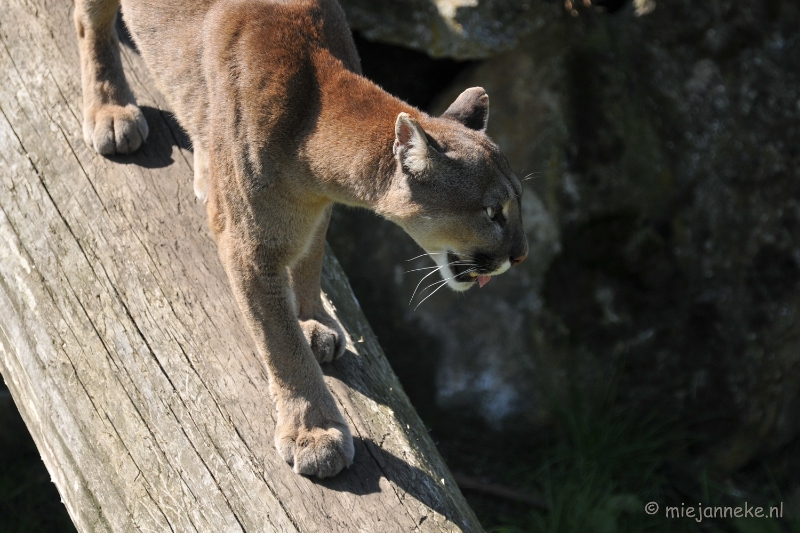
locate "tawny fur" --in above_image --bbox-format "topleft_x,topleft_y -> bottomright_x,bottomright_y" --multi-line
74,0 -> 528,478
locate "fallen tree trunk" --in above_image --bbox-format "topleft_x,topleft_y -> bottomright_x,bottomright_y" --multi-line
0,0 -> 483,531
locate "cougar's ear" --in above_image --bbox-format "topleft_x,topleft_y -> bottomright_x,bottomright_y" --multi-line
393,112 -> 430,174
441,87 -> 489,132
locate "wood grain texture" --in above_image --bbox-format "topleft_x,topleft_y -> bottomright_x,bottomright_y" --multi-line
0,0 -> 483,530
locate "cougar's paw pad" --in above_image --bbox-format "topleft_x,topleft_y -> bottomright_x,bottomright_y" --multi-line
276,424 -> 354,478
84,104 -> 149,155
300,318 -> 346,363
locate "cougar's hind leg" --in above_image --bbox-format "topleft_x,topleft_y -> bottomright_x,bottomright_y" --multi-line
289,206 -> 347,363
74,0 -> 148,155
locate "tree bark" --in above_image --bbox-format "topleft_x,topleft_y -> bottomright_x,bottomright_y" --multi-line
0,0 -> 483,531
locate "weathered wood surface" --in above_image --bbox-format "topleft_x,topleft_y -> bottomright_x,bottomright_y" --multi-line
0,0 -> 484,531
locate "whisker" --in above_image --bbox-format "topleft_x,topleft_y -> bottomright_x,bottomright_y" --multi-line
404,265 -> 442,274
447,264 -> 476,270
416,267 -> 477,302
414,268 -> 477,310
406,255 -> 480,304
409,266 -> 444,303
418,277 -> 449,297
414,282 -> 449,310
405,252 -> 442,262
522,172 -> 540,181
405,259 -> 473,275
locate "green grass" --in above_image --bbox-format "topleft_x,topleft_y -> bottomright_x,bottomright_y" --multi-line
462,390 -> 800,533
484,390 -> 688,533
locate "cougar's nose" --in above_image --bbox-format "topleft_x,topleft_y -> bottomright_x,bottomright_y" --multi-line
510,233 -> 528,266
510,254 -> 527,266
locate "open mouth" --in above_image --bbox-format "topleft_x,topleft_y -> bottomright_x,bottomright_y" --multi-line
447,251 -> 492,287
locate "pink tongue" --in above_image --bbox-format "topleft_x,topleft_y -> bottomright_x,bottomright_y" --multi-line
477,275 -> 491,288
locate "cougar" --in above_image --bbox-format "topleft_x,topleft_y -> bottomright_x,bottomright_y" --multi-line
74,0 -> 528,477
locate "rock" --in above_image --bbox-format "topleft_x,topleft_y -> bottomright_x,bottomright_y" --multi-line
429,0 -> 800,469
338,0 -> 558,59
334,0 -> 800,470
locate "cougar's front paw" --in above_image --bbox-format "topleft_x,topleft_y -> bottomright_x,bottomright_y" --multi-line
84,104 -> 149,155
300,316 -> 346,363
276,419 -> 354,478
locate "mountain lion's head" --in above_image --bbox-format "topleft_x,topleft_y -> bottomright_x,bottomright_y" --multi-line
380,87 -> 529,292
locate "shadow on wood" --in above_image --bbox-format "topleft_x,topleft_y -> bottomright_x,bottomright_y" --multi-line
106,107 -> 191,170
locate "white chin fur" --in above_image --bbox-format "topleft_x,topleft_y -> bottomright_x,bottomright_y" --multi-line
494,259 -> 511,275
432,255 -> 513,292
433,253 -> 475,292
